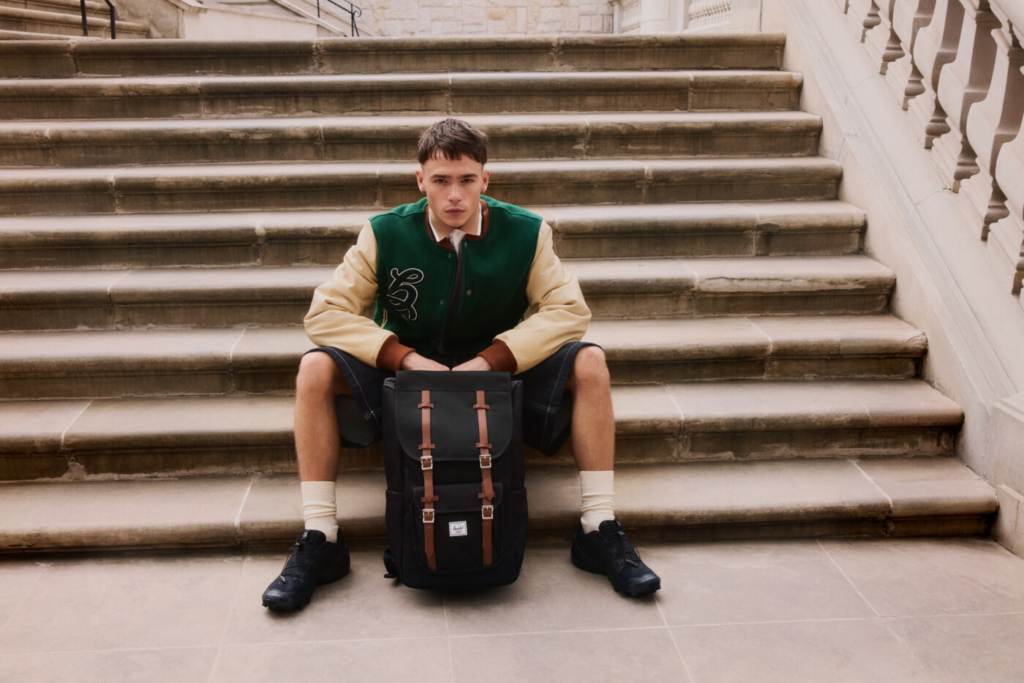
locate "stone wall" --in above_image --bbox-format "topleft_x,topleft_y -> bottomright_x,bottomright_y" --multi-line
362,0 -> 614,37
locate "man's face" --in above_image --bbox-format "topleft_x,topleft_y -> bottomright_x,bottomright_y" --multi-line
416,154 -> 490,231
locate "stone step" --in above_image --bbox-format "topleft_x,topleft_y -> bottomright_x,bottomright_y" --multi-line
0,456 -> 992,552
0,380 -> 962,480
0,201 -> 866,269
0,316 -> 926,400
0,157 -> 841,216
0,33 -> 788,79
0,255 -> 893,330
0,27 -> 68,39
0,70 -> 803,121
0,6 -> 148,39
0,111 -> 823,168
0,0 -> 107,16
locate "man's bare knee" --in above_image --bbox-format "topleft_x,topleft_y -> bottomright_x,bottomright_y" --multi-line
569,346 -> 610,392
296,352 -> 350,398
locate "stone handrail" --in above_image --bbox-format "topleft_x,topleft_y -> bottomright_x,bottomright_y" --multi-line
842,0 -> 1024,302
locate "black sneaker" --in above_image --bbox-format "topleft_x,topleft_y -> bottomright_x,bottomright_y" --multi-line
262,529 -> 351,612
571,520 -> 661,596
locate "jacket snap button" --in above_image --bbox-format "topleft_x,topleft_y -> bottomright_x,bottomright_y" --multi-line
467,290 -> 472,296
440,300 -> 444,305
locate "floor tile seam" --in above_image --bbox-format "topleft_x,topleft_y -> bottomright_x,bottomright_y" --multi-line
653,592 -> 696,683
848,457 -> 894,510
0,561 -> 50,638
3,635 -> 452,658
442,594 -> 454,683
669,615 -> 883,629
205,555 -> 248,683
447,625 -> 671,640
815,538 -> 883,617
879,610 -> 1024,621
876,615 -> 942,683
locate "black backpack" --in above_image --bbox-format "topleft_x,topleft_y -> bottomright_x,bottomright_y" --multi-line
382,370 -> 528,589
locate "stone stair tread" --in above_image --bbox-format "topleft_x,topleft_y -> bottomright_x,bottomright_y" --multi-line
0,111 -> 824,167
0,201 -> 868,267
0,255 -> 892,306
0,33 -> 789,79
0,26 -> 75,39
0,69 -> 801,90
0,200 -> 865,241
0,155 -> 840,181
0,70 -> 803,121
0,0 -> 107,13
0,457 -> 995,551
0,380 -> 962,456
0,157 -> 844,216
0,314 -> 927,372
0,5 -> 148,31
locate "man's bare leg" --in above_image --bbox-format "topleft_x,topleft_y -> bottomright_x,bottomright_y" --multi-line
566,345 -> 614,472
262,351 -> 352,611
295,351 -> 352,483
566,345 -> 660,595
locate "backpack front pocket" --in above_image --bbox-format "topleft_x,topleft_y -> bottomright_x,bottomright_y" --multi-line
412,482 -> 504,572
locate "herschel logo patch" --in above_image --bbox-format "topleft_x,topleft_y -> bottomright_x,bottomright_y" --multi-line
449,521 -> 468,537
386,267 -> 424,322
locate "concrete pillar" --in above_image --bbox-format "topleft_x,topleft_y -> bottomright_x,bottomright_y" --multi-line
931,0 -> 1000,192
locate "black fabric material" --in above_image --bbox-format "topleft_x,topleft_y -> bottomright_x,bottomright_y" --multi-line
306,341 -> 597,457
382,371 -> 527,590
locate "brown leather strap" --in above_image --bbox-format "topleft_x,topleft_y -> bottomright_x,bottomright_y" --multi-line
475,390 -> 495,566
419,390 -> 438,571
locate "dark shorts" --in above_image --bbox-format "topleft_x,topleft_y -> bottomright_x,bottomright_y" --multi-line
308,341 -> 597,457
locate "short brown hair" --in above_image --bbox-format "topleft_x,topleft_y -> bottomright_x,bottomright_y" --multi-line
417,118 -> 488,166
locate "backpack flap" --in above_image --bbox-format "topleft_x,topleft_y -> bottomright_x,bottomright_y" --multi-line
395,371 -> 514,464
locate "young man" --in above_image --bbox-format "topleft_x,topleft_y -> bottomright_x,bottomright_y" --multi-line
262,119 -> 660,611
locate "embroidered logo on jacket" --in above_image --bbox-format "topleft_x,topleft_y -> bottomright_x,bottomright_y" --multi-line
386,267 -> 425,322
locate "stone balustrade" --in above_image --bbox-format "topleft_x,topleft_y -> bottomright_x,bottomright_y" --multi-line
841,0 -> 1024,305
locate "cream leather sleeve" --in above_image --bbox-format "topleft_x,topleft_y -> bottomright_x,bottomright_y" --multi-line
304,222 -> 395,367
495,221 -> 591,373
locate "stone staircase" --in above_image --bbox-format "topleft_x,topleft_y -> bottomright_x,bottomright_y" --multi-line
0,34 -> 996,553
0,0 -> 149,40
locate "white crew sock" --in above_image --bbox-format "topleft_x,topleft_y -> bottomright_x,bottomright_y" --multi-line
300,480 -> 339,544
579,470 -> 615,534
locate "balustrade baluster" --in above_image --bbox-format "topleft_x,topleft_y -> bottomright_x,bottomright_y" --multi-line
862,0 -> 907,74
932,0 -> 1000,192
847,0 -> 882,43
908,0 -> 966,146
886,0 -> 937,109
959,5 -> 1024,238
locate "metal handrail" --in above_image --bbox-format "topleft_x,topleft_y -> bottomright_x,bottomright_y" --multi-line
79,0 -> 118,39
317,0 -> 361,37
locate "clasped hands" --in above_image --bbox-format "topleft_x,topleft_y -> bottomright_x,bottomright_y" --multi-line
400,352 -> 491,372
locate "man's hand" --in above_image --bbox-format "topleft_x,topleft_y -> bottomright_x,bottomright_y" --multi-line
453,357 -> 492,372
400,353 -> 450,371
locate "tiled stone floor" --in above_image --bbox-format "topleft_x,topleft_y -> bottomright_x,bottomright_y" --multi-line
2,537 -> 1023,682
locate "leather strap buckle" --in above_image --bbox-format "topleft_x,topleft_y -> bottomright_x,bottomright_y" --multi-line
479,454 -> 492,469
422,509 -> 435,524
481,505 -> 494,520
420,455 -> 433,470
